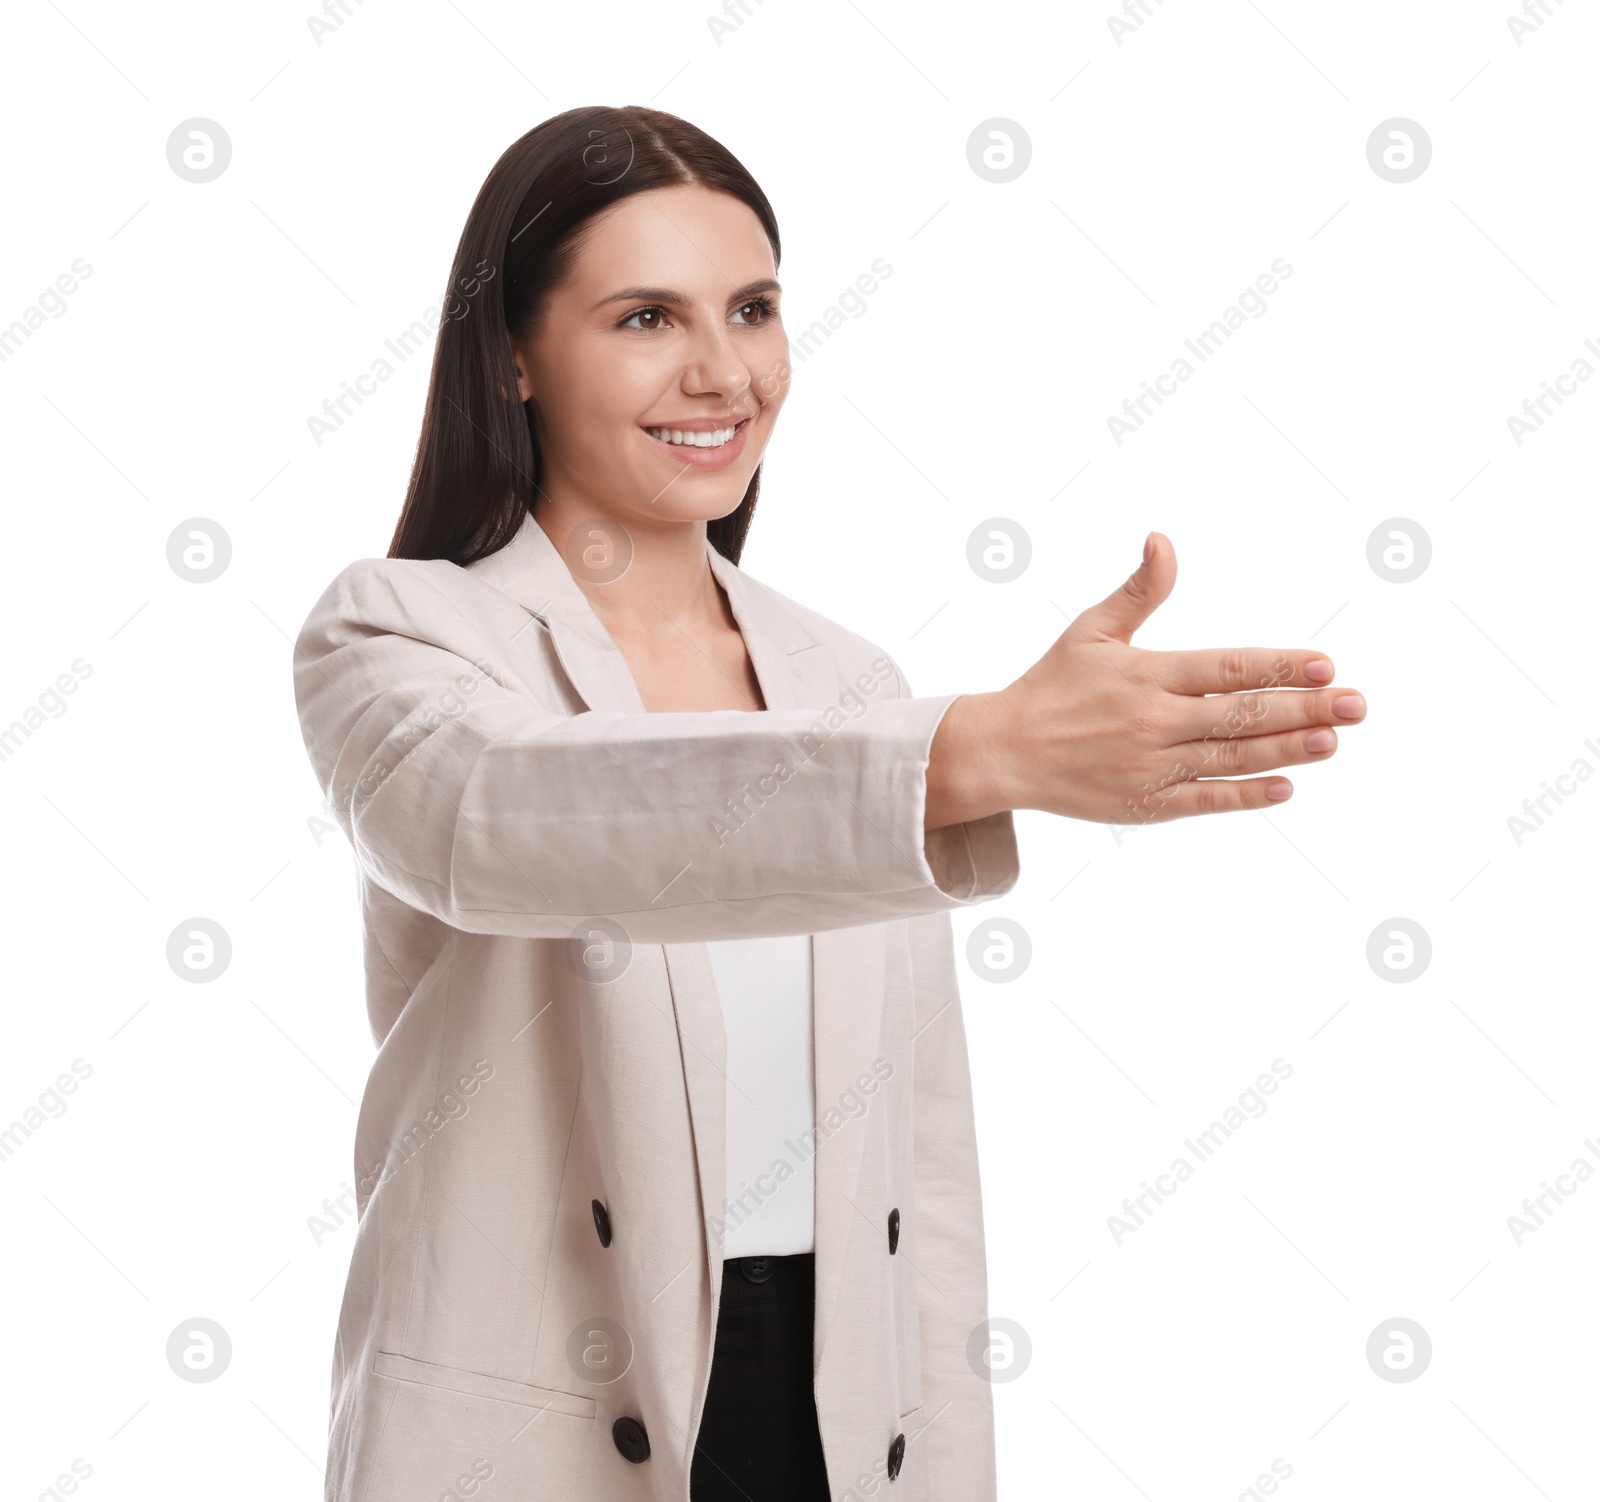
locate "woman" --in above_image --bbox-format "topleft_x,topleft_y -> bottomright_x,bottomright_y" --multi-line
292,105 -> 1365,1502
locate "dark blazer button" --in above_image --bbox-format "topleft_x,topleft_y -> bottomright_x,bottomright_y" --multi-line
887,1431 -> 906,1480
613,1415 -> 650,1463
887,1207 -> 900,1254
592,1199 -> 613,1248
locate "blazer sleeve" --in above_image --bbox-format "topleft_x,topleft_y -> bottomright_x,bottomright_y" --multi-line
906,906 -> 997,1500
292,557 -> 1020,943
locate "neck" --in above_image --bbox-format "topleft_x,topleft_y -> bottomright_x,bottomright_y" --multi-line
532,500 -> 732,645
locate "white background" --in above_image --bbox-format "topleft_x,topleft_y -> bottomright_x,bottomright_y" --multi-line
1,0 -> 1596,1497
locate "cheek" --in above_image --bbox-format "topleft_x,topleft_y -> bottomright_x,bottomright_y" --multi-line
543,362 -> 644,453
752,348 -> 793,410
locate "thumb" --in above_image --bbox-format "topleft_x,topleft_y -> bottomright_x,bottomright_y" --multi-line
1070,531 -> 1175,644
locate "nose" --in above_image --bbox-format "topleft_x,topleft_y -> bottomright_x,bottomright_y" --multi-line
681,316 -> 754,412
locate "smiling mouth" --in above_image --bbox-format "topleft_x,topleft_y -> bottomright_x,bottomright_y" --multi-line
642,417 -> 750,450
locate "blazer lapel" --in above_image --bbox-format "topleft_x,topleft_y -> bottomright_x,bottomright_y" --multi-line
465,510 -> 649,714
466,510 -> 887,1358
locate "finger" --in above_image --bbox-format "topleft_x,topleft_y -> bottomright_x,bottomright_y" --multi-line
1120,774 -> 1295,824
1068,530 -> 1175,645
1168,725 -> 1338,780
1164,685 -> 1366,745
1154,647 -> 1335,695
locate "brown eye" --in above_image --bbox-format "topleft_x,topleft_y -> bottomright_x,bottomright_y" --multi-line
621,307 -> 667,331
734,295 -> 777,325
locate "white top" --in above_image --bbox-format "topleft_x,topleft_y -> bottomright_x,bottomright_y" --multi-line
704,933 -> 816,1258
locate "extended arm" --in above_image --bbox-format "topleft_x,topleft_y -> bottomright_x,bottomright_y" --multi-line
293,558 -> 1020,943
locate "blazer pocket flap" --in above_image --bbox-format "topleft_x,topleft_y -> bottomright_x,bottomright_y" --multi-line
372,1350 -> 597,1419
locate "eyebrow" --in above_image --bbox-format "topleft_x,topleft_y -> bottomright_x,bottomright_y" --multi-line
594,277 -> 782,310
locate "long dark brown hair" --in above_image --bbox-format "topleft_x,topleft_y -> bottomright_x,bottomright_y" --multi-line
388,105 -> 782,568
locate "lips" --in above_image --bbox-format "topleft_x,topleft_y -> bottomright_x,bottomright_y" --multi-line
643,417 -> 750,448
640,416 -> 753,471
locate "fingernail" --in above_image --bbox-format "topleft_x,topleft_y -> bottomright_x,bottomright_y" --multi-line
1143,532 -> 1154,566
1333,693 -> 1365,719
1304,658 -> 1333,684
1266,780 -> 1293,800
1306,728 -> 1335,752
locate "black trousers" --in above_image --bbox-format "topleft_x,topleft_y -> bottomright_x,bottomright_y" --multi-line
689,1252 -> 831,1502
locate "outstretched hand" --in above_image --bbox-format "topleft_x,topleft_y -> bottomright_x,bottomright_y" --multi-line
925,532 -> 1367,828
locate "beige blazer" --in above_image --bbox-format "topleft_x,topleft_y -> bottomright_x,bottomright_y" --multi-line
292,507 -> 1021,1502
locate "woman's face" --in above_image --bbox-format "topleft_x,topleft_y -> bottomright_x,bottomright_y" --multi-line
510,183 -> 790,531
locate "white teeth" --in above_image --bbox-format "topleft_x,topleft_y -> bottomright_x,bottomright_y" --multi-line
647,424 -> 740,448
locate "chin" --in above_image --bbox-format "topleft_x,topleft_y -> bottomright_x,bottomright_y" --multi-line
622,491 -> 749,528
